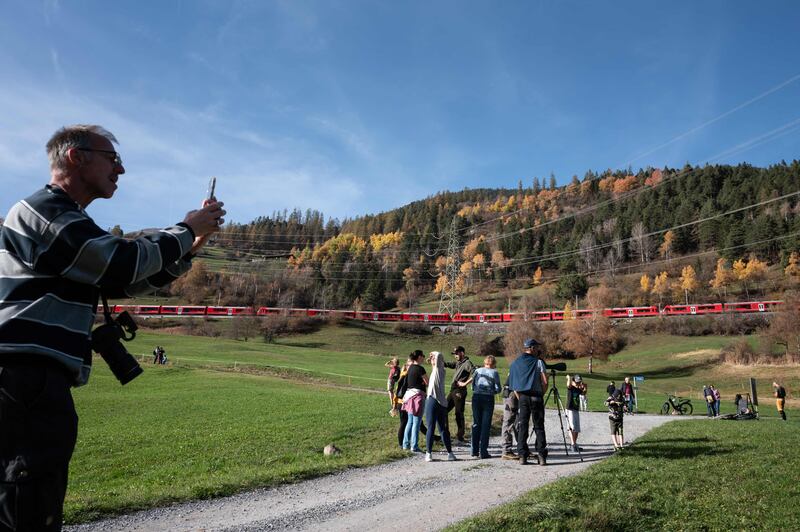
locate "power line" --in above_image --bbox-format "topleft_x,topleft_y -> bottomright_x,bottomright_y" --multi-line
194,188 -> 799,275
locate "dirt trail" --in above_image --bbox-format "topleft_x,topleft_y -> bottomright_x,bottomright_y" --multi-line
66,411 -> 673,532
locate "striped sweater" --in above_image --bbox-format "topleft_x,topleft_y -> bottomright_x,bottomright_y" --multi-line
0,185 -> 195,385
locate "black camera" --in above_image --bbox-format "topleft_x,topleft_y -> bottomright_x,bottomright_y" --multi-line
91,311 -> 143,385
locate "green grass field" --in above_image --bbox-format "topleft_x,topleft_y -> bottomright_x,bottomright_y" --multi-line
65,323 -> 797,524
68,364 -> 400,523
130,324 -> 797,417
448,418 -> 800,531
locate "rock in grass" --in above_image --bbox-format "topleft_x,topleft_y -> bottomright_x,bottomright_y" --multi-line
324,444 -> 341,456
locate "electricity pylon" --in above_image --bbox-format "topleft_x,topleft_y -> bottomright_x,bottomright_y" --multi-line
438,217 -> 462,316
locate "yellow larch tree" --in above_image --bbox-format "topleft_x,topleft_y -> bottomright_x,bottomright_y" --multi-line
639,274 -> 651,305
709,258 -> 733,298
651,271 -> 670,308
679,265 -> 699,304
785,251 -> 800,282
532,266 -> 543,286
659,230 -> 675,262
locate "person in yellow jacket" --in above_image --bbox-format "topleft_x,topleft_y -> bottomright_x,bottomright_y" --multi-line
773,382 -> 787,421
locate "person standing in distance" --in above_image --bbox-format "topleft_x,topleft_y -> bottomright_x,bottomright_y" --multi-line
508,338 -> 548,466
444,346 -> 475,444
773,382 -> 787,421
0,124 -> 225,531
500,372 -> 519,460
565,374 -> 583,452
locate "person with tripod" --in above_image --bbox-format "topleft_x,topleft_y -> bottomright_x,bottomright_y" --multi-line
508,338 -> 548,466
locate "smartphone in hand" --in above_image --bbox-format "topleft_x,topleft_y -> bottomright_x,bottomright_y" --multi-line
206,176 -> 217,201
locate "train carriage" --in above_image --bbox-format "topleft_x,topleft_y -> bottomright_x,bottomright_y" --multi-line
662,303 -> 723,315
603,306 -> 659,318
723,301 -> 782,313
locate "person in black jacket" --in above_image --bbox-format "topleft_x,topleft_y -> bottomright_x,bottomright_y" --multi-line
773,382 -> 787,421
444,346 -> 475,444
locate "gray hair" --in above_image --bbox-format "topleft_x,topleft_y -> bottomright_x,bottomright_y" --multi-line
46,124 -> 118,171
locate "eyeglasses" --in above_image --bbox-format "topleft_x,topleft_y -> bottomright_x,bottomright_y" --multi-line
78,148 -> 123,166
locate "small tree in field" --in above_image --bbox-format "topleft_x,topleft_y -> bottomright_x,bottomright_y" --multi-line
503,319 -> 562,363
562,286 -> 619,374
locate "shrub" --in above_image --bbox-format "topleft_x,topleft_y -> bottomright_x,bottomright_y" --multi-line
720,338 -> 758,364
504,320 -> 565,362
184,319 -> 222,338
261,316 -> 324,342
477,335 -> 505,358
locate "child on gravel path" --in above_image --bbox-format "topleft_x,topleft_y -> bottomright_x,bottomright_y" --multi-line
605,389 -> 625,450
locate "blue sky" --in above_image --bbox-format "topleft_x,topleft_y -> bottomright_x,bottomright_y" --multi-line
1,1 -> 798,231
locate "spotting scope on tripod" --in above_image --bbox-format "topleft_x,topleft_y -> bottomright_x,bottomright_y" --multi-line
537,362 -> 584,462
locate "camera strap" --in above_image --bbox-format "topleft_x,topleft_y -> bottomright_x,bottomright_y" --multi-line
100,293 -> 115,325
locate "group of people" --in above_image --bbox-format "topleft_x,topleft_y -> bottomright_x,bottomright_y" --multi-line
152,345 -> 168,365
606,377 -> 637,413
702,384 -> 722,417
707,382 -> 788,420
385,337 -> 630,466
388,346 -> 492,462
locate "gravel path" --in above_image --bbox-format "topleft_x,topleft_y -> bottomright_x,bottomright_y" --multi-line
66,411 -> 673,532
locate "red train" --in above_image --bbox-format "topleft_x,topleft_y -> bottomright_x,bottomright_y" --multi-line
101,300 -> 783,323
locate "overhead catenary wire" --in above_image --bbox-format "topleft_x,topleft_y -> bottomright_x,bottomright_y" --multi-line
198,197 -> 800,281
198,229 -> 800,287
193,188 -> 800,276
164,113 -> 800,259
451,73 -> 800,235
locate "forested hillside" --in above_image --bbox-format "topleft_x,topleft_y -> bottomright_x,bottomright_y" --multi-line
195,161 -> 800,311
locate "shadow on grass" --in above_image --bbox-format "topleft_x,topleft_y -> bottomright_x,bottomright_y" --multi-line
634,361 -> 711,379
583,360 -> 715,382
276,341 -> 328,348
625,437 -> 733,460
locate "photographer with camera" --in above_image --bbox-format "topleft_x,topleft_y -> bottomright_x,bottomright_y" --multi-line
508,338 -> 548,466
565,374 -> 583,452
0,125 -> 224,531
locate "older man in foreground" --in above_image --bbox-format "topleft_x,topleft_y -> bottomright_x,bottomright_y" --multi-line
0,125 -> 225,531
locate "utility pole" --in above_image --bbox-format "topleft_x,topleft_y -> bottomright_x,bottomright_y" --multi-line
438,217 -> 462,316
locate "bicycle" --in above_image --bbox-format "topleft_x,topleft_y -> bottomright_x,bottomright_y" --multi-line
660,394 -> 693,415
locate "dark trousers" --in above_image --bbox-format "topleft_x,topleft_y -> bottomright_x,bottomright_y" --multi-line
0,362 -> 78,532
517,393 -> 547,458
470,394 -> 494,457
424,398 -> 452,454
446,388 -> 467,440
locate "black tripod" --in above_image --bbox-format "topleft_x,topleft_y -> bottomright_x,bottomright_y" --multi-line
539,369 -> 583,462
